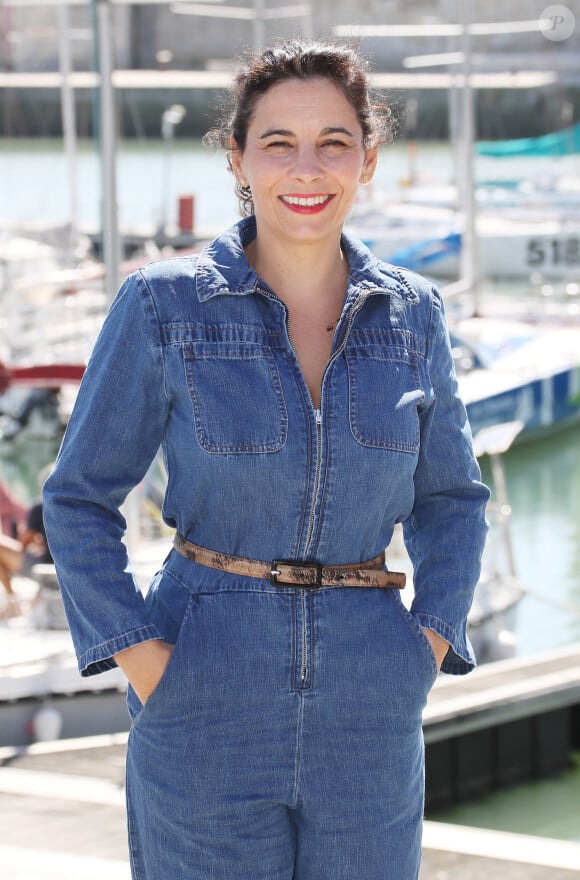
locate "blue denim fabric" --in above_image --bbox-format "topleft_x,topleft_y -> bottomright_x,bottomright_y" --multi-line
124,561 -> 437,879
43,216 -> 488,679
43,216 -> 489,878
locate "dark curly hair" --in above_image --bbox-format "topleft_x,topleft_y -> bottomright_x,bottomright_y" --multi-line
204,40 -> 394,217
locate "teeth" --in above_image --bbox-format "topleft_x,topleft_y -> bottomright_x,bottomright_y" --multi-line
282,195 -> 331,206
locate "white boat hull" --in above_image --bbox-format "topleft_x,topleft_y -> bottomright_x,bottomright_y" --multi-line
349,209 -> 580,281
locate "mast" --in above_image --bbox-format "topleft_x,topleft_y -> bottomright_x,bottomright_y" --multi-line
57,2 -> 79,265
458,0 -> 479,314
94,0 -> 121,303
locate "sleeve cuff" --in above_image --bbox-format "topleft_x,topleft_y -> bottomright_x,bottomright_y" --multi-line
78,624 -> 163,677
412,611 -> 476,676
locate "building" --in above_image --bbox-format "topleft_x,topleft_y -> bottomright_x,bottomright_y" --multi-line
0,0 -> 578,137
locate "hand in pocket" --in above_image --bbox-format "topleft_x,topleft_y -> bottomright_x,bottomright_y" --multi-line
115,639 -> 175,705
420,627 -> 449,671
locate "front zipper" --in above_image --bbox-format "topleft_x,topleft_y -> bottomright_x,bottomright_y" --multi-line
300,409 -> 321,686
330,289 -> 371,362
300,589 -> 308,684
303,407 -> 322,555
259,287 -> 318,690
297,295 -> 372,686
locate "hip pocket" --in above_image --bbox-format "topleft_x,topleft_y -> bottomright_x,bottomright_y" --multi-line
387,591 -> 439,689
127,571 -> 196,725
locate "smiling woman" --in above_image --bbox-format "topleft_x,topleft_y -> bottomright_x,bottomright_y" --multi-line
205,42 -> 394,218
43,40 -> 489,880
231,79 -> 375,240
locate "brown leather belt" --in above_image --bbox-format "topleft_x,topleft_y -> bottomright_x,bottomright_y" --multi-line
173,533 -> 405,590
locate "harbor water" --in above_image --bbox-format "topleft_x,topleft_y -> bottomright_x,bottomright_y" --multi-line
431,425 -> 580,841
1,139 -> 580,842
1,136 -> 579,236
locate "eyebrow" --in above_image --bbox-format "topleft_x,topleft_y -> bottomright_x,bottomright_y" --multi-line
258,129 -> 294,140
258,126 -> 356,139
321,127 -> 356,137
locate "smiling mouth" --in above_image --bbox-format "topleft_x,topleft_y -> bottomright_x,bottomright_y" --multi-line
279,194 -> 335,213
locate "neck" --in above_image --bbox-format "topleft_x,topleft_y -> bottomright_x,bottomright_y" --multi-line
246,228 -> 348,313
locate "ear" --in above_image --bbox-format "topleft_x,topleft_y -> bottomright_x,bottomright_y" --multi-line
229,136 -> 248,187
359,146 -> 378,185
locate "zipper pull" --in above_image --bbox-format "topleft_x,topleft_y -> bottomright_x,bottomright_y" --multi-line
314,408 -> 322,426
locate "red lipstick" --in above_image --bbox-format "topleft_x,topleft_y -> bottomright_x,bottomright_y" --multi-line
279,194 -> 335,214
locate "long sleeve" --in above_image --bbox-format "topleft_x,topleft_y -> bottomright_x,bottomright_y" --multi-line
403,287 -> 490,674
43,271 -> 170,676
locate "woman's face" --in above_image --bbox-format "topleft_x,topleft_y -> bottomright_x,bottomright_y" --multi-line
231,76 -> 378,247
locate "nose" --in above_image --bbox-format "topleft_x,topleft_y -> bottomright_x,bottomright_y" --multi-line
290,145 -> 323,182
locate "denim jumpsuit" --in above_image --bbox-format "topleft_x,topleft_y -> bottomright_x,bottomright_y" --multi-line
43,217 -> 489,880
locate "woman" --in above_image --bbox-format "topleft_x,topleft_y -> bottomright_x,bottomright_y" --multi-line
44,41 -> 489,880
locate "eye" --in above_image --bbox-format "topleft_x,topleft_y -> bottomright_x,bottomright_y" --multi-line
264,140 -> 293,152
320,139 -> 350,151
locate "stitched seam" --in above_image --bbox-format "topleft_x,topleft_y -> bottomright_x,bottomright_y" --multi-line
292,692 -> 305,809
136,271 -> 170,404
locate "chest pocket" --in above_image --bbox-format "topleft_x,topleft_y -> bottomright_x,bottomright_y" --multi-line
184,341 -> 288,454
346,338 -> 424,454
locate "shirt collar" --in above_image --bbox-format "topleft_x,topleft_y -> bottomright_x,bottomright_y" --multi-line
196,216 -> 419,304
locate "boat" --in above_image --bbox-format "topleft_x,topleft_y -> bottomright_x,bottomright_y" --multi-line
391,26 -> 580,446
0,566 -> 128,745
0,364 -> 88,442
348,198 -> 580,281
449,315 -> 580,442
0,533 -> 172,746
348,111 -> 580,282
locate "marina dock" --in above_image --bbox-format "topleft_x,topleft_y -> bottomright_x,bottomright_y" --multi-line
0,734 -> 579,879
424,644 -> 580,810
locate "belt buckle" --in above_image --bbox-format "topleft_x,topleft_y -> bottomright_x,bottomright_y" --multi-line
270,560 -> 323,588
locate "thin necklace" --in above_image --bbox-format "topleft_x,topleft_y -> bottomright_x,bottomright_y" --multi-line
326,309 -> 344,332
